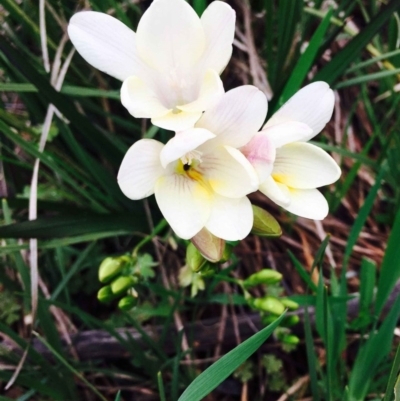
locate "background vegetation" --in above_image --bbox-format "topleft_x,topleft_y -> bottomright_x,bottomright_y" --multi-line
0,0 -> 400,400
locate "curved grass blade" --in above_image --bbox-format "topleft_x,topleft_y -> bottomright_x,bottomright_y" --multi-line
178,313 -> 285,401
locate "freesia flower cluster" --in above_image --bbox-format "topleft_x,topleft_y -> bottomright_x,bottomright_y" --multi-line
68,0 -> 341,242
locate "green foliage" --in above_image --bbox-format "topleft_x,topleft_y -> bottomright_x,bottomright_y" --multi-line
262,354 -> 287,392
178,313 -> 285,401
0,291 -> 21,325
1,0 -> 399,399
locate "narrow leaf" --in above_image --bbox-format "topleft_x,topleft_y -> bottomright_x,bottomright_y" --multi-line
178,313 -> 285,401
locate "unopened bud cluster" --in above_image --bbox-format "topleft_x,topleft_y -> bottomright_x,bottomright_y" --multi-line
244,268 -> 300,348
97,253 -> 155,311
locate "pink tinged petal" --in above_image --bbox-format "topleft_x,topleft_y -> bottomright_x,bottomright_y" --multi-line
196,85 -> 268,148
273,142 -> 341,189
68,11 -> 143,81
121,76 -> 170,118
206,194 -> 253,241
117,139 -> 164,200
178,69 -> 224,113
259,176 -> 291,207
201,146 -> 258,198
160,128 -> 216,168
199,1 -> 236,74
261,121 -> 313,149
265,82 -> 335,140
241,133 -> 276,183
284,189 -> 329,220
155,174 -> 212,239
151,109 -> 203,131
136,0 -> 205,72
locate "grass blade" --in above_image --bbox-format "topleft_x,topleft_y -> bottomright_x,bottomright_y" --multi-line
375,206 -> 400,316
314,0 -> 400,84
278,8 -> 333,105
178,313 -> 286,401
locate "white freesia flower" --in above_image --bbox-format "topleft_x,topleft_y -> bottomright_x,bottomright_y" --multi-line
241,82 -> 341,220
68,0 -> 235,131
118,86 -> 268,240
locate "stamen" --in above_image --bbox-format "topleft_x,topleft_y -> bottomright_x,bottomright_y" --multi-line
180,150 -> 203,165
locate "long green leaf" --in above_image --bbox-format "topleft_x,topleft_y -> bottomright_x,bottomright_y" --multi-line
375,206 -> 400,316
343,163 -> 386,268
0,212 -> 147,239
0,36 -> 123,164
314,0 -> 400,84
383,345 -> 400,401
178,313 -> 285,401
348,295 -> 400,400
278,8 -> 333,105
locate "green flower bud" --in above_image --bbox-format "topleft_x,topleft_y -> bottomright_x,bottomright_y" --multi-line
253,296 -> 285,315
199,262 -> 218,278
118,295 -> 138,311
261,314 -> 281,326
98,257 -> 123,283
191,228 -> 225,263
283,315 -> 300,327
280,298 -> 299,310
186,242 -> 207,272
251,205 -> 282,237
220,244 -> 233,263
281,334 -> 300,345
110,276 -> 136,295
97,286 -> 114,303
243,269 -> 282,288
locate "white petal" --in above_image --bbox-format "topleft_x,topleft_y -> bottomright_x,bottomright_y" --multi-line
136,0 -> 205,72
160,128 -> 216,168
199,1 -> 235,74
240,133 -> 276,183
117,139 -> 164,199
265,82 -> 334,140
262,121 -> 313,148
155,174 -> 211,239
196,85 -> 268,148
68,11 -> 143,81
206,194 -> 253,241
201,146 -> 258,198
178,69 -> 224,113
151,109 -> 203,131
259,176 -> 291,207
273,143 -> 341,189
121,76 -> 170,118
284,189 -> 329,220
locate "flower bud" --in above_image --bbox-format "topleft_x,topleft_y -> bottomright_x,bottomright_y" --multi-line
110,276 -> 136,295
261,314 -> 281,326
251,205 -> 282,237
186,242 -> 207,272
118,295 -> 138,311
97,286 -> 114,303
281,334 -> 300,345
280,298 -> 299,310
220,244 -> 233,263
98,257 -> 123,283
243,269 -> 282,288
191,228 -> 225,263
253,296 -> 285,315
283,315 -> 300,327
